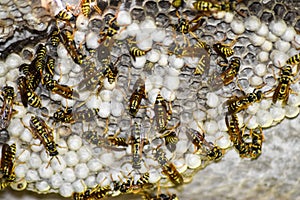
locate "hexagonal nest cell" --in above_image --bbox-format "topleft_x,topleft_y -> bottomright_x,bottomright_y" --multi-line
0,0 -> 300,200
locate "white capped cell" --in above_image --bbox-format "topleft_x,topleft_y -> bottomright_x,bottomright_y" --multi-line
8,118 -> 25,137
117,10 -> 131,26
67,135 -> 82,151
87,159 -> 103,172
57,43 -> 68,58
132,56 -> 147,69
206,108 -> 218,119
98,102 -> 111,118
79,90 -> 91,101
136,33 -> 153,50
285,105 -> 300,118
0,61 -> 8,76
15,164 -> 28,178
6,68 -> 19,82
50,173 -> 63,189
86,31 -> 100,50
74,30 -> 86,46
193,110 -> 206,122
270,106 -> 286,122
245,16 -> 261,32
62,168 -> 76,183
245,115 -> 258,129
59,182 -> 74,197
40,149 -> 51,163
85,94 -> 102,109
64,151 -> 79,167
249,75 -> 263,87
256,23 -> 268,36
36,181 -> 50,193
169,55 -> 184,69
51,155 -> 66,173
151,28 -> 166,42
115,28 -> 128,40
5,53 -> 22,69
256,110 -> 273,128
96,172 -> 111,186
38,163 -> 54,179
148,169 -> 161,184
126,22 -> 140,37
206,92 -> 219,108
176,140 -> 189,155
224,12 -> 234,23
85,176 -> 97,188
99,90 -> 112,102
77,146 -> 92,163
247,102 -> 260,115
76,14 -> 89,31
269,20 -> 287,37
215,132 -> 231,149
158,54 -> 169,67
145,77 -> 153,92
72,179 -> 86,193
270,51 -> 289,67
204,120 -> 219,135
274,40 -> 291,53
17,149 -> 30,163
147,49 -> 161,63
111,89 -> 124,102
110,101 -> 124,117
164,75 -> 180,91
28,153 -> 42,169
218,118 -> 228,132
260,99 -> 272,110
267,31 -> 279,42
20,129 -> 33,143
167,67 -> 180,77
261,40 -> 273,52
161,87 -> 176,102
254,63 -> 267,77
281,27 -> 296,42
99,152 -> 114,166
57,139 -> 69,155
249,33 -> 265,46
185,154 -> 201,169
139,18 -> 156,34
151,74 -> 163,88
26,170 -> 40,182
31,139 -> 43,152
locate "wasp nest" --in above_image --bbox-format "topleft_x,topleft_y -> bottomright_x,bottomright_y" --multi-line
0,0 -> 300,200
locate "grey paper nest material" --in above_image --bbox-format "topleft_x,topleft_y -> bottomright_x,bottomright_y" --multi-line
0,0 -> 300,200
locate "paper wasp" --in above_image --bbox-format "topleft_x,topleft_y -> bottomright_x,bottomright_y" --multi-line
0,143 -> 16,183
60,29 -> 86,65
153,148 -> 183,186
43,74 -> 80,100
129,78 -> 147,116
17,76 -> 42,108
227,89 -> 263,114
129,47 -> 151,62
0,86 -> 15,130
26,116 -> 60,166
186,127 -> 223,161
154,93 -> 172,133
272,65 -> 295,105
219,56 -> 241,85
80,0 -> 102,17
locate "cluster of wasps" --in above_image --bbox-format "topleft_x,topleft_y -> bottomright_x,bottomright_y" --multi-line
0,0 -> 300,199
72,171 -> 179,200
